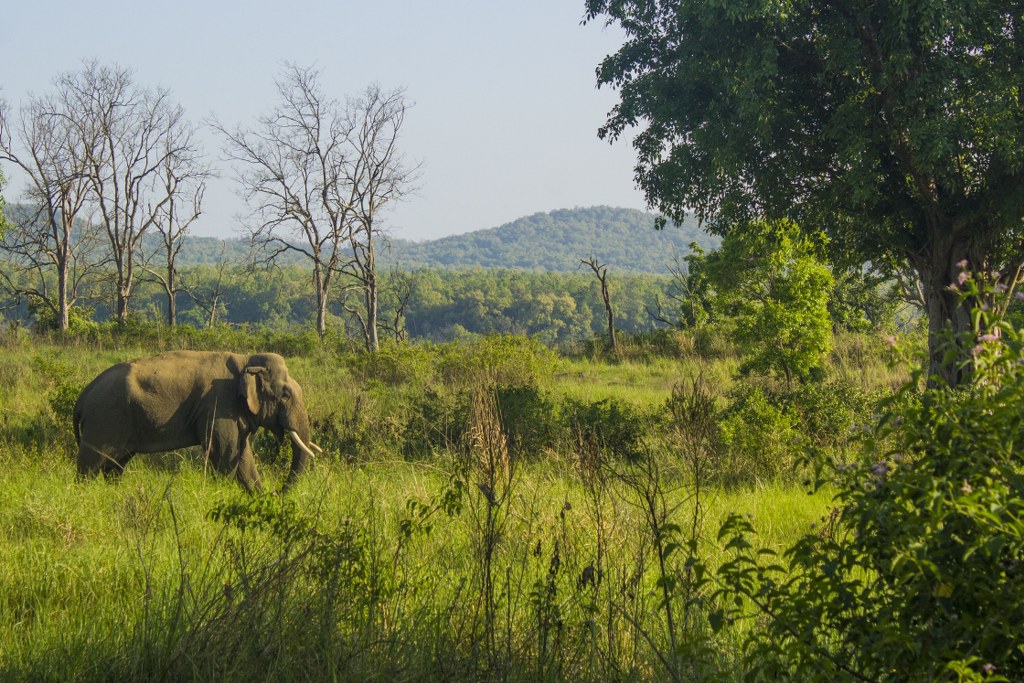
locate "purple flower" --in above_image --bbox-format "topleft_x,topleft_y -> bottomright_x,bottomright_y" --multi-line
995,283 -> 1007,294
1016,291 -> 1024,302
956,259 -> 969,269
957,271 -> 971,285
961,480 -> 972,494
870,461 -> 888,476
983,663 -> 996,674
978,333 -> 999,343
971,345 -> 985,357
883,334 -> 897,348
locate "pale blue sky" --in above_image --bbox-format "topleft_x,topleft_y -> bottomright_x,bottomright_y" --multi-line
2,1 -> 645,240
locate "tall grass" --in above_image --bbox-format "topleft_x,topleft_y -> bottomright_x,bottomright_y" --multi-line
0,328 -> 901,680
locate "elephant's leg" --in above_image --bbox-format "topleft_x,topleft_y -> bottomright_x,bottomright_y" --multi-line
77,440 -> 126,478
235,443 -> 264,495
207,424 -> 263,494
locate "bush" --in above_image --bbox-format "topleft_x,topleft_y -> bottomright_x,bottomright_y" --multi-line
718,385 -> 798,486
438,335 -> 557,388
716,273 -> 1024,681
564,397 -> 647,461
494,384 -> 561,459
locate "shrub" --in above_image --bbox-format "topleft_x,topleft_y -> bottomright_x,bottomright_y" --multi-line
494,384 -> 561,459
438,335 -> 557,388
715,272 -> 1024,681
717,385 -> 798,486
564,397 -> 646,461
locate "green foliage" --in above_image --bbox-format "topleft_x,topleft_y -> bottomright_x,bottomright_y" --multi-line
494,384 -> 560,459
829,267 -> 900,333
718,385 -> 798,486
565,397 -> 647,461
715,282 -> 1024,680
708,219 -> 833,384
586,0 -> 1024,385
387,206 -> 716,274
438,334 -> 557,388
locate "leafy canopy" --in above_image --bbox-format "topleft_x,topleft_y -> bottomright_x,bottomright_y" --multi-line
585,0 -> 1024,258
706,219 -> 833,384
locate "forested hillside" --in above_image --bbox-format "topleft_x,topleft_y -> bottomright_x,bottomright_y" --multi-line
385,206 -> 715,273
152,206 -> 714,274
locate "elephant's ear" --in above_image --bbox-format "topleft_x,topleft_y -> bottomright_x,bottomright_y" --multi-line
239,367 -> 266,415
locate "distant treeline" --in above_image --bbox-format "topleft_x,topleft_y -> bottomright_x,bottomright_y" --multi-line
1,265 -> 676,343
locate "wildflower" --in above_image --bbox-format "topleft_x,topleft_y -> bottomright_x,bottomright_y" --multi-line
956,259 -> 969,269
1016,291 -> 1024,301
983,663 -> 997,674
957,270 -> 971,285
971,345 -> 984,357
995,282 -> 1007,294
883,334 -> 897,348
978,333 -> 999,343
961,480 -> 972,494
870,461 -> 888,476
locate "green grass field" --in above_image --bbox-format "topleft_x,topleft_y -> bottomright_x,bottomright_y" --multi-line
0,330 -> 891,681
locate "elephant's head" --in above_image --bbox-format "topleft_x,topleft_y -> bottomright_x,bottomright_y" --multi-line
238,353 -> 320,485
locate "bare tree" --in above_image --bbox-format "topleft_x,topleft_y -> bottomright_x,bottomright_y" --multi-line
215,64 -> 356,338
141,128 -> 209,327
185,247 -> 232,328
0,88 -> 106,331
340,84 -> 419,352
580,256 -> 618,354
67,61 -> 198,323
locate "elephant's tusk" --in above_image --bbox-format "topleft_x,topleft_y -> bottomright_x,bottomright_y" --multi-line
288,431 -> 317,460
310,442 -> 324,455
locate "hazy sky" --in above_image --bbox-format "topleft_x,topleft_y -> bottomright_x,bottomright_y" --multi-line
2,1 -> 646,241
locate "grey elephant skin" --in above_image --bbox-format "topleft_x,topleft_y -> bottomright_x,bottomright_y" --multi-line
73,350 -> 320,492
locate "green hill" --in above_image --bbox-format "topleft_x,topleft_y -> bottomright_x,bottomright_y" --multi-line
384,206 -> 716,274
7,204 -> 715,274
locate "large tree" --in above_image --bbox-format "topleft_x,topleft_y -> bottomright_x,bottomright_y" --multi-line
68,61 -> 200,323
585,0 -> 1024,385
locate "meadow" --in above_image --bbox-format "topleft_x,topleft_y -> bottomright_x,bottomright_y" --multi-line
0,325 -> 901,681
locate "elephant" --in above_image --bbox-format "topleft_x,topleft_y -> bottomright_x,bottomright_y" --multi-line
73,350 -> 321,492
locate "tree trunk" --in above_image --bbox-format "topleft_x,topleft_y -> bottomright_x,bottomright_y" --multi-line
914,221 -> 982,387
166,266 -> 177,328
365,275 -> 379,353
57,269 -> 70,332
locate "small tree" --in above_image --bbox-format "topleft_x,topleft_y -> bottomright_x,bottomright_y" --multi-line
647,242 -> 715,329
708,219 -> 833,386
141,126 -> 209,327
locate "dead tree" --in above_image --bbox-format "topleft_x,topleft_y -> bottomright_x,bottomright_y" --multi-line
0,87 -> 106,331
216,64 -> 357,339
581,256 -> 618,354
141,135 -> 209,327
340,84 -> 419,352
66,61 -> 200,323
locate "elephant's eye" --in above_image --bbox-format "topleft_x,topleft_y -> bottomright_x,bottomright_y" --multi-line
282,386 -> 292,400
